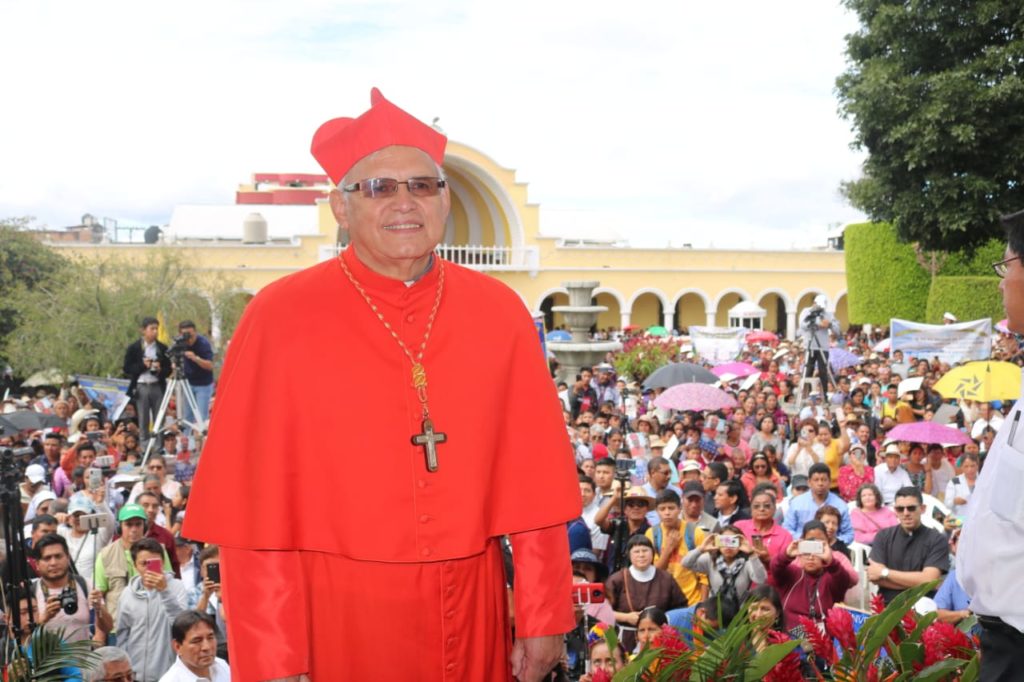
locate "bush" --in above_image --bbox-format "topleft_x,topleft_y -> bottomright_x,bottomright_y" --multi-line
844,222 -> 931,325
926,276 -> 1004,324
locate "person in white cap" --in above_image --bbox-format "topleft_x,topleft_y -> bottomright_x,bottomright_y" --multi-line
798,294 -> 840,394
943,312 -> 958,324
20,463 -> 49,514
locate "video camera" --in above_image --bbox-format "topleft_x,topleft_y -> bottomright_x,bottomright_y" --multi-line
804,305 -> 826,333
167,333 -> 190,364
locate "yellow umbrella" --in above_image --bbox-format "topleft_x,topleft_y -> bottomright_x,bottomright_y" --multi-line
933,361 -> 1021,402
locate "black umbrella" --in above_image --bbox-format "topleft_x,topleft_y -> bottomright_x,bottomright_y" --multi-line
0,410 -> 65,432
0,415 -> 19,436
642,362 -> 718,390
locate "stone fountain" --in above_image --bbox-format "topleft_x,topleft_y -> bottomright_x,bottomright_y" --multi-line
547,281 -> 622,383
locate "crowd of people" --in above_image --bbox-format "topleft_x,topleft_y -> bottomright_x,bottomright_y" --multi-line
558,321 -> 1018,678
0,305 -> 1017,679
0,319 -> 225,681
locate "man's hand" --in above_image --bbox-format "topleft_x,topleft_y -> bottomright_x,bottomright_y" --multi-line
866,559 -> 887,583
201,578 -> 220,596
142,570 -> 167,592
510,634 -> 563,682
663,529 -> 681,554
39,596 -> 61,624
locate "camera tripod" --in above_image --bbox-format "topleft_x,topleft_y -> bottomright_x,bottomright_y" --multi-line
0,447 -> 37,652
803,313 -> 836,399
141,364 -> 204,467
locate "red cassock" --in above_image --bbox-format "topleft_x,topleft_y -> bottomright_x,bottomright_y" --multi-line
184,247 -> 580,681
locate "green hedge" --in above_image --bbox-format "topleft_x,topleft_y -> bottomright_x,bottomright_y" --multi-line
938,238 -> 1005,277
844,222 -> 931,325
925,276 -> 1004,324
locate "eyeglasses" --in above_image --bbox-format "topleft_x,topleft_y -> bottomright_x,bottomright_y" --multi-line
992,255 -> 1021,278
341,177 -> 446,199
624,500 -> 648,508
751,503 -> 774,510
893,505 -> 919,513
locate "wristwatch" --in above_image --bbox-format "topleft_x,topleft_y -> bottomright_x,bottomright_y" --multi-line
881,567 -> 890,580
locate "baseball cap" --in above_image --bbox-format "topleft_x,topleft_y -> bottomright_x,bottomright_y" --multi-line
680,460 -> 702,474
682,480 -> 705,499
117,503 -> 147,523
791,474 -> 809,490
25,464 -> 46,485
68,494 -> 96,515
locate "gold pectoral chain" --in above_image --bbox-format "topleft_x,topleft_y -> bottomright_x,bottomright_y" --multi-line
338,255 -> 447,470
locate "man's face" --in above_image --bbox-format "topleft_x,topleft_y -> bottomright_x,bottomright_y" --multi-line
580,369 -> 593,384
147,459 -> 167,481
37,544 -> 69,582
580,459 -> 595,478
893,495 -> 923,532
593,465 -> 613,489
856,424 -> 870,442
138,495 -> 161,524
1000,246 -> 1024,332
607,433 -> 623,451
579,482 -> 595,508
656,503 -> 680,526
576,426 -> 590,444
624,499 -> 648,521
77,449 -> 96,469
648,463 -> 672,491
142,323 -> 159,343
329,146 -> 450,277
808,472 -> 830,497
179,326 -> 196,344
122,518 -> 146,544
884,452 -> 901,471
32,522 -> 57,544
144,479 -> 162,498
701,469 -> 720,492
683,495 -> 703,519
174,621 -> 218,671
713,484 -> 735,511
43,438 -> 61,460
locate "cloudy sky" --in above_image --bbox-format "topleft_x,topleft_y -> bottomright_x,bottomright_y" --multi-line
0,0 -> 867,248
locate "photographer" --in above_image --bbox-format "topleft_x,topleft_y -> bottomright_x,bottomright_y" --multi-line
58,493 -> 115,581
33,533 -> 112,643
798,294 -> 840,393
174,320 -> 214,429
123,317 -> 170,439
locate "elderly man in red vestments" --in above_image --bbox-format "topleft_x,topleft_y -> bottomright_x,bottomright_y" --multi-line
183,89 -> 580,681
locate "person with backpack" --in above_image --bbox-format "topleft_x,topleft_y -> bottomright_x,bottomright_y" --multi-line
682,525 -> 766,626
645,488 -> 709,605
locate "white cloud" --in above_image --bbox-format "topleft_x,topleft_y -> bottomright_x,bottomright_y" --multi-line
0,0 -> 866,246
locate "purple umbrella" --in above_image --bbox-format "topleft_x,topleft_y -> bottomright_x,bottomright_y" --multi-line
711,362 -> 760,379
886,421 -> 973,446
654,383 -> 738,412
829,348 -> 862,372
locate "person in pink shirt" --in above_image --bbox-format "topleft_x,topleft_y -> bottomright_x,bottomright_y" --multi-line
734,487 -> 793,585
849,483 -> 898,546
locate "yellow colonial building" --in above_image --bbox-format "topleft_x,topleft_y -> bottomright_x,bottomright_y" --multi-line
44,140 -> 849,347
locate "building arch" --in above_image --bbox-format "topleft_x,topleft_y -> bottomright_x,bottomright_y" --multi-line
443,153 -> 524,249
755,288 -> 794,337
834,289 -> 849,329
626,287 -> 671,312
713,289 -> 749,327
671,288 -> 712,333
593,287 -> 627,330
794,287 -> 829,311
536,288 -> 570,331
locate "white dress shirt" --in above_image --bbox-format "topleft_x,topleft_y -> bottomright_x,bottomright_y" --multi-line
873,463 -> 913,506
957,375 -> 1024,633
158,656 -> 230,682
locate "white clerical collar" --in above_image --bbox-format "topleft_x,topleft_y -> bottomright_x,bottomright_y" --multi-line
629,565 -> 656,582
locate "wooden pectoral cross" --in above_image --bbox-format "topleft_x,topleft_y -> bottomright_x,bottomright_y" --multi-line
412,418 -> 447,472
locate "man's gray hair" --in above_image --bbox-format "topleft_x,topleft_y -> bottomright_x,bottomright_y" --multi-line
88,646 -> 131,681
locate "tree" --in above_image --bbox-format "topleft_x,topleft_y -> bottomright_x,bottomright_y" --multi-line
2,249 -> 246,379
0,218 -> 69,353
836,1 -> 1024,253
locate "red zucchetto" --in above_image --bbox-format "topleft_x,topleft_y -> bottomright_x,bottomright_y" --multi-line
310,87 -> 448,185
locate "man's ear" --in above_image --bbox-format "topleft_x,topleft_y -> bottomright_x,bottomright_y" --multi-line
328,189 -> 347,229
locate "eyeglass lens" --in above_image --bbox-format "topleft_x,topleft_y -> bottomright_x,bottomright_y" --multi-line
351,177 -> 445,198
894,505 -> 918,513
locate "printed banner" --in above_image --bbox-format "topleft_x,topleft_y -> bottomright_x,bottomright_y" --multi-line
689,326 -> 747,363
890,318 -> 992,365
75,375 -> 132,421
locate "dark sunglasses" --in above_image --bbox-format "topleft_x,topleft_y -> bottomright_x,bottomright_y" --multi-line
894,505 -> 918,513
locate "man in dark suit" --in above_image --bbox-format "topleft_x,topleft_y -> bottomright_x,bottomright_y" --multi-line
122,316 -> 170,439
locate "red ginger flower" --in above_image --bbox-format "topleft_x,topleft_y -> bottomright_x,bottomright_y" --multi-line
825,607 -> 857,653
870,594 -> 886,615
922,621 -> 974,667
763,630 -> 803,682
591,669 -> 614,682
652,624 -> 689,672
798,616 -> 836,664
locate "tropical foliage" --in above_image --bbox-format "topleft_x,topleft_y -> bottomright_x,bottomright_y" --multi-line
612,337 -> 686,384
